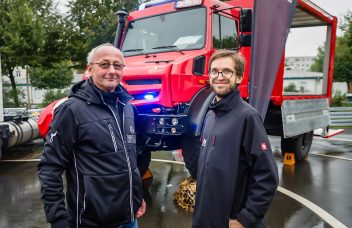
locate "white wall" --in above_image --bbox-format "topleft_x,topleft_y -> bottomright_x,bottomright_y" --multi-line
284,78 -> 323,94
332,82 -> 348,96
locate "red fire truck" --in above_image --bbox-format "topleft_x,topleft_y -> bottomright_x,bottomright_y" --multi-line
39,0 -> 337,178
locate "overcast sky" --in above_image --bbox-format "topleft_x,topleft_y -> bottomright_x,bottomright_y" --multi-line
286,0 -> 352,57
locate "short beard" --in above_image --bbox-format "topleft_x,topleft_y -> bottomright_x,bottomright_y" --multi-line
211,84 -> 237,98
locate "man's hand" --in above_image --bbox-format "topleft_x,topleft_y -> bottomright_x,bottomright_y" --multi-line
136,199 -> 146,218
229,219 -> 245,228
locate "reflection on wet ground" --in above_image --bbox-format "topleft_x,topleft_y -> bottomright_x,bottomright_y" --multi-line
0,162 -> 48,228
0,132 -> 351,227
139,156 -> 193,228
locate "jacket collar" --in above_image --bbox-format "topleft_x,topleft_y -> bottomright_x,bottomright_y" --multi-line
209,88 -> 242,115
69,77 -> 133,105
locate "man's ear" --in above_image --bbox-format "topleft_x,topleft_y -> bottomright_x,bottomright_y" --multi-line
235,75 -> 243,85
86,64 -> 92,73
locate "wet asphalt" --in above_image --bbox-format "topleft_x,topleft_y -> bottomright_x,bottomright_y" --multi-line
0,130 -> 351,228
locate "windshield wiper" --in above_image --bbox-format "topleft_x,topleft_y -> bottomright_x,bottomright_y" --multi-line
123,48 -> 144,54
152,45 -> 184,54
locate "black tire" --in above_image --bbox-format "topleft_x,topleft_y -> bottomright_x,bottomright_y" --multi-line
137,149 -> 151,177
181,135 -> 201,179
281,131 -> 314,161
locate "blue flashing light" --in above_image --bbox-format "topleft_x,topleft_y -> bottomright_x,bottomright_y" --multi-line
144,93 -> 155,101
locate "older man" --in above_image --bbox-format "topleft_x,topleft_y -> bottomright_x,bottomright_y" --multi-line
38,43 -> 145,228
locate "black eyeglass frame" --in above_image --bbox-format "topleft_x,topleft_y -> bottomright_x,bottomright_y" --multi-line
209,69 -> 236,79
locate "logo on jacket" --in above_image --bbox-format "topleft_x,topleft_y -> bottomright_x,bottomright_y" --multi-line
49,131 -> 57,142
261,143 -> 268,151
130,126 -> 135,134
202,138 -> 206,147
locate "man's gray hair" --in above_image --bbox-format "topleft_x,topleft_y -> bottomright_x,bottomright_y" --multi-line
87,43 -> 123,64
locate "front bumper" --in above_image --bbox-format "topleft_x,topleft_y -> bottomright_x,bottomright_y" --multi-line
139,114 -> 188,136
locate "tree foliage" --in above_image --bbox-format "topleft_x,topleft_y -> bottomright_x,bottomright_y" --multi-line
41,89 -> 68,107
331,90 -> 348,107
2,83 -> 26,108
334,12 -> 352,87
284,83 -> 299,92
310,11 -> 352,90
29,61 -> 73,89
66,0 -> 138,68
0,0 -> 71,106
310,46 -> 324,72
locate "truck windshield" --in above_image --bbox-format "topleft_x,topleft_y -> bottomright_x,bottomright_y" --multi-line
122,8 -> 206,56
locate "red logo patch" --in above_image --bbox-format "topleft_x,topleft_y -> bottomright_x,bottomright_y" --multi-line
261,143 -> 267,151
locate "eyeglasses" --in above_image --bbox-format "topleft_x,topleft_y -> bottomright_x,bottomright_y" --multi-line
92,62 -> 125,70
209,69 -> 235,79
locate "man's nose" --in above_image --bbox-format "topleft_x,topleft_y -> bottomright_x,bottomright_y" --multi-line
107,65 -> 117,73
217,72 -> 226,80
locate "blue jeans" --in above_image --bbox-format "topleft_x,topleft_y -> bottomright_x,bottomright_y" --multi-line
122,220 -> 138,228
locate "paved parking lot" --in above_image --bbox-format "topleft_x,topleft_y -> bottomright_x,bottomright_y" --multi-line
0,130 -> 351,227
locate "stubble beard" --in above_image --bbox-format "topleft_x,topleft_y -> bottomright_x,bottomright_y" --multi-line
211,83 -> 237,98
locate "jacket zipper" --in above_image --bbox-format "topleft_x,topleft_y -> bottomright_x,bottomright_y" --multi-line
98,91 -> 135,222
73,151 -> 80,228
79,193 -> 86,224
204,116 -> 217,166
123,110 -> 135,222
108,124 -> 118,152
106,105 -> 134,222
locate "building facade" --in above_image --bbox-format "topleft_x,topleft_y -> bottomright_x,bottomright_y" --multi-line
2,67 -> 81,108
285,56 -> 316,72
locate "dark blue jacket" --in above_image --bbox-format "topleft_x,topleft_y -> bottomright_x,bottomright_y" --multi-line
38,78 -> 142,228
192,89 -> 279,228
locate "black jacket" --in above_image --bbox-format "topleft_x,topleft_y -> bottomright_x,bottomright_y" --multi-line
38,78 -> 143,228
192,89 -> 279,228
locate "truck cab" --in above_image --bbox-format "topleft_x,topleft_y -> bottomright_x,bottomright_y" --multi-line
118,0 -> 248,176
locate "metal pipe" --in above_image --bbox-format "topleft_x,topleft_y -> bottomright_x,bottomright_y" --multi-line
2,118 -> 40,148
114,11 -> 128,48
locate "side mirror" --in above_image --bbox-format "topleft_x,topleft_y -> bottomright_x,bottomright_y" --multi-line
240,8 -> 252,32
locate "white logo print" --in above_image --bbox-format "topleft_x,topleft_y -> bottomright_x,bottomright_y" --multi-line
49,131 -> 57,142
130,126 -> 135,134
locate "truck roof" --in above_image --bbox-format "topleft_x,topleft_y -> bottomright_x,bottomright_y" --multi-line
292,0 -> 335,27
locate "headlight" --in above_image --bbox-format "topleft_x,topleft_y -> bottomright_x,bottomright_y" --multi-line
171,118 -> 178,125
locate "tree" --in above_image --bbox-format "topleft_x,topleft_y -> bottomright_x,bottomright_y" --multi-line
334,12 -> 352,91
310,46 -> 324,72
2,82 -> 26,108
29,61 -> 73,89
41,89 -> 68,107
310,11 -> 352,91
284,83 -> 299,92
0,0 -> 46,106
66,0 -> 138,68
0,0 -> 72,106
